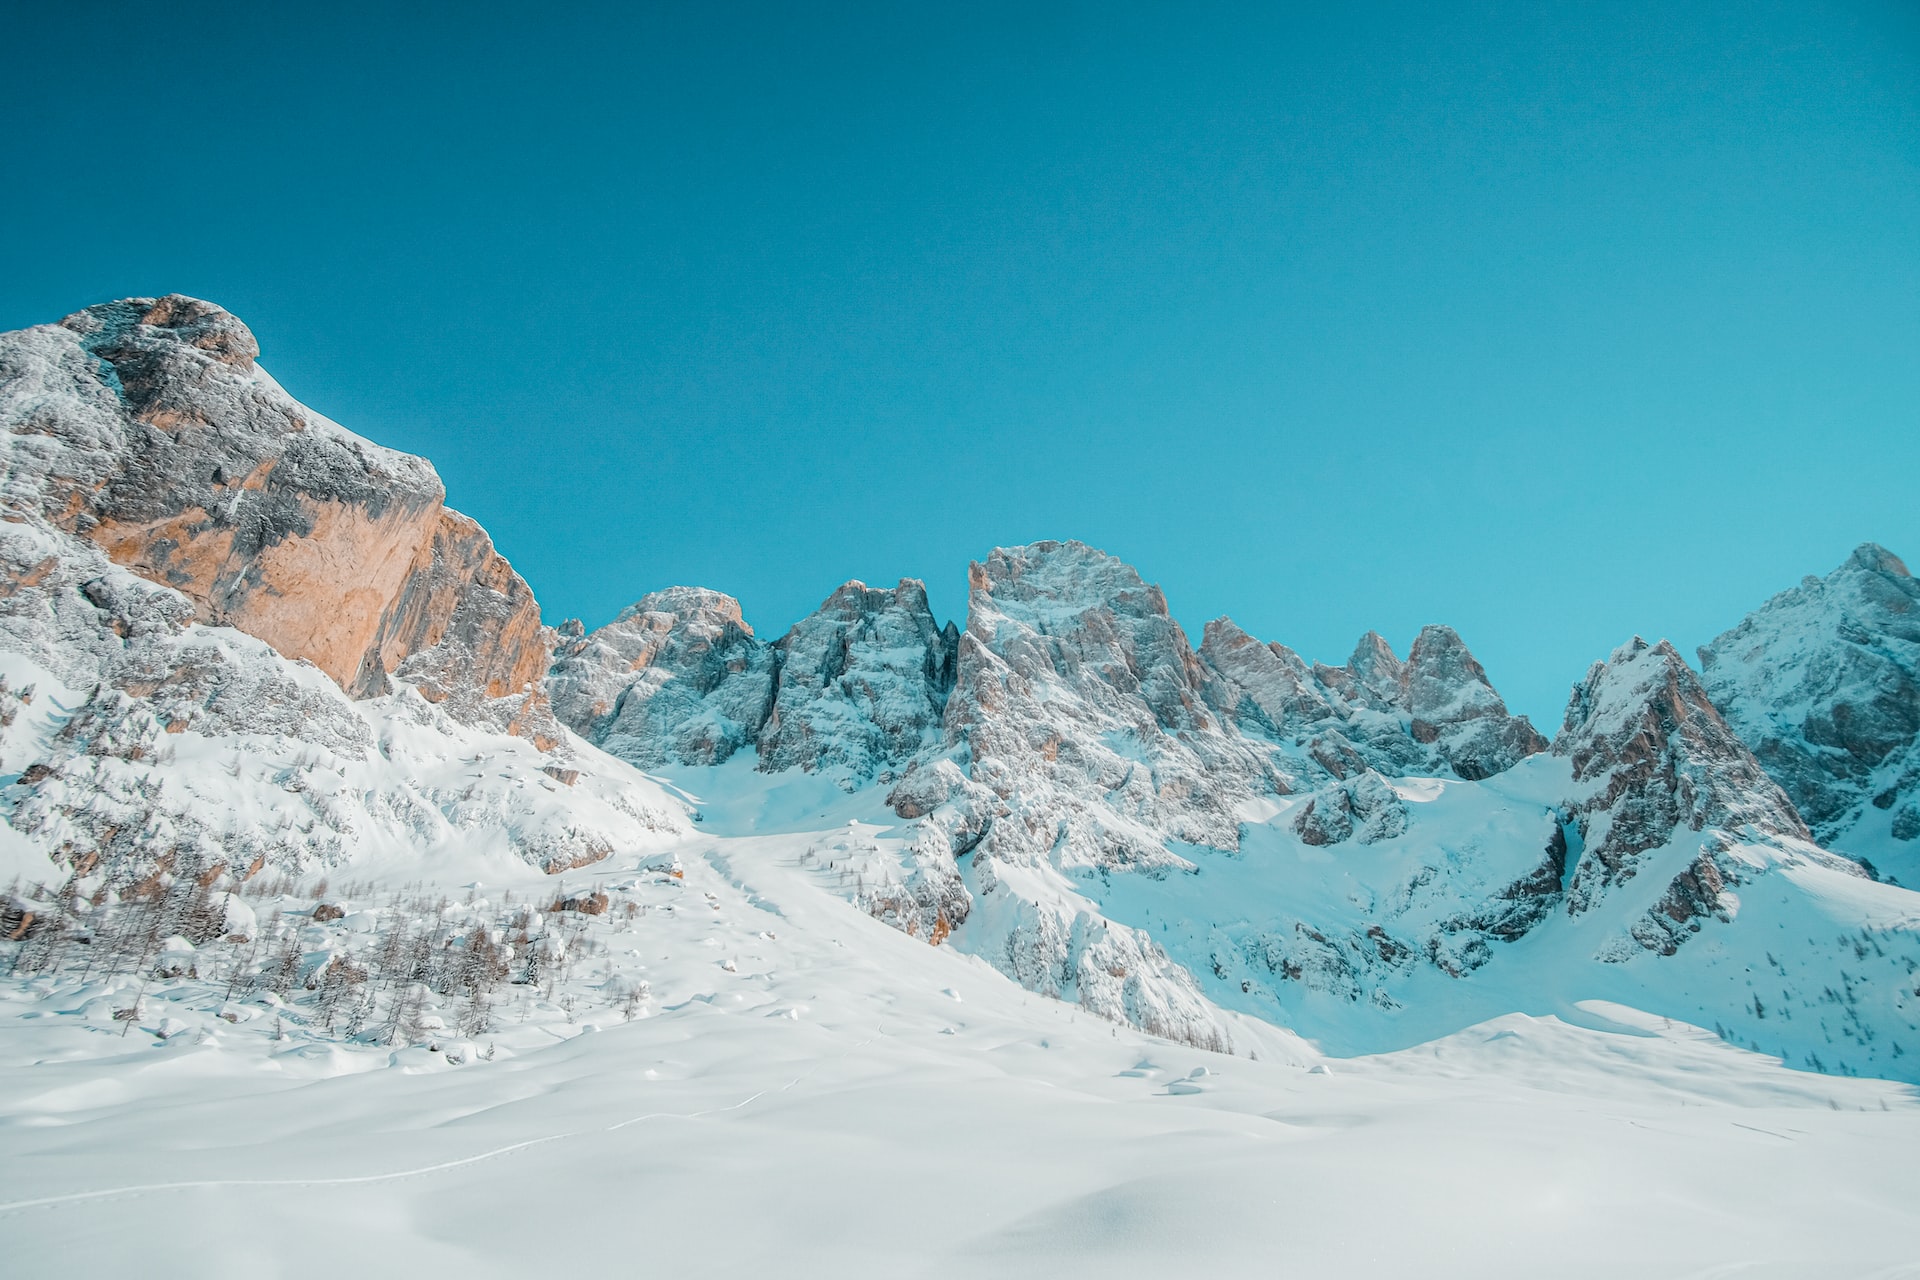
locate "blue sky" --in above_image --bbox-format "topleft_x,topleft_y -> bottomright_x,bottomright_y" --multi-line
4,2 -> 1916,725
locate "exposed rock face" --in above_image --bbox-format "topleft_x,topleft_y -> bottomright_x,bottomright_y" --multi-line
1201,619 -> 1544,786
1197,618 -> 1339,739
758,579 -> 958,784
1553,637 -> 1822,949
1318,630 -> 1407,712
1404,626 -> 1550,780
877,541 -> 1283,1048
0,518 -> 371,754
374,512 -> 546,700
0,296 -> 553,738
1290,771 -> 1409,847
1699,543 -> 1920,859
934,540 -> 1278,873
551,578 -> 961,783
376,511 -> 561,747
546,587 -> 776,768
0,513 -> 682,890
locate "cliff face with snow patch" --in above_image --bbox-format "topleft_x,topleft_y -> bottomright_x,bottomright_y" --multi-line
1553,637 -> 1827,953
758,579 -> 957,784
548,577 -> 958,786
0,296 -> 555,735
0,298 -> 677,894
1699,544 -> 1920,875
547,587 -> 777,768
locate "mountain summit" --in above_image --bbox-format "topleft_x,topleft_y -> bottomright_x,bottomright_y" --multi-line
1700,543 -> 1920,879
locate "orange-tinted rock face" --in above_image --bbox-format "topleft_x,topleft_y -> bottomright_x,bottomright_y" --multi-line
2,295 -> 555,746
373,510 -> 549,702
89,490 -> 442,692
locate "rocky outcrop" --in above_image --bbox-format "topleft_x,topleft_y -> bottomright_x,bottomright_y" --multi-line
1201,619 -> 1543,783
1290,771 -> 1409,846
377,511 -> 561,747
0,514 -> 682,889
546,587 -> 776,768
0,296 -> 554,739
874,541 -> 1284,1048
1197,618 -> 1339,737
0,519 -> 371,754
932,540 -> 1279,873
373,512 -> 547,700
1316,630 -> 1407,713
552,578 -> 960,783
1700,543 -> 1920,858
1553,637 -> 1819,940
758,579 -> 958,784
1403,625 -> 1549,780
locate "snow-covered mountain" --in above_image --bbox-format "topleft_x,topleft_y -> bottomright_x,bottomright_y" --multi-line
1700,542 -> 1920,882
2,296 -> 1917,1091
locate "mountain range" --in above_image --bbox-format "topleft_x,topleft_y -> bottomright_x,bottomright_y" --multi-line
3,294 -> 1917,1084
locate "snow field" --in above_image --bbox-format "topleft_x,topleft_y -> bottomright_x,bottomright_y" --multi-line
4,764 -> 1919,1277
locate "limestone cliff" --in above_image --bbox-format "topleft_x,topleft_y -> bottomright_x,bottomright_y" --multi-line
0,295 -> 553,740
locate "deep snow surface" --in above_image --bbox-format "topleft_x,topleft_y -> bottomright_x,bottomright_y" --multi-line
4,762 -> 1918,1278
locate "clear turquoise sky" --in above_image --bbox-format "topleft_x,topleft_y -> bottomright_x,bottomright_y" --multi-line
4,3 -> 1916,725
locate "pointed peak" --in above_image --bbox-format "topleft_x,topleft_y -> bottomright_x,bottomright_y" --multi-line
1608,634 -> 1657,663
1349,630 -> 1401,670
1200,616 -> 1255,651
1407,624 -> 1488,679
1843,542 -> 1910,579
1557,636 -> 1706,748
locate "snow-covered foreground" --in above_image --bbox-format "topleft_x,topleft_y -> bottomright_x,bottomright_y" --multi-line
5,766 -> 1917,1278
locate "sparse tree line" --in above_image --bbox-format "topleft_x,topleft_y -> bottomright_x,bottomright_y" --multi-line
2,857 -> 654,1049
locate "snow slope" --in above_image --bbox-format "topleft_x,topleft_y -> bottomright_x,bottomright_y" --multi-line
3,773 -> 1917,1279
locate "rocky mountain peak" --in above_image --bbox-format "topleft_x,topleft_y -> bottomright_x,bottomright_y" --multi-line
1699,543 -> 1920,862
758,578 -> 958,782
1205,616 -> 1541,784
621,586 -> 755,635
964,540 -> 1219,737
923,540 -> 1280,862
1404,625 -> 1548,780
968,538 -> 1171,618
1844,541 -> 1912,581
549,577 -> 961,783
1197,617 -> 1337,737
1554,636 -> 1810,924
546,587 -> 775,767
1315,630 -> 1407,712
1,294 -> 555,742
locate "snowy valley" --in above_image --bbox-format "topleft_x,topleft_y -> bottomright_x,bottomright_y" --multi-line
2,297 -> 1918,1276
